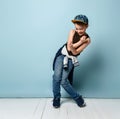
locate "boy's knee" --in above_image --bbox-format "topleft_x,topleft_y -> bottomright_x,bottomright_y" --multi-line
61,80 -> 69,87
53,74 -> 61,82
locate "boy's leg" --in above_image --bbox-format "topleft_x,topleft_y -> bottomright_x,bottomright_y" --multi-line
61,59 -> 86,107
52,55 -> 64,108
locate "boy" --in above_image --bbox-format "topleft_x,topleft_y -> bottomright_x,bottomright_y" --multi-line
52,14 -> 91,108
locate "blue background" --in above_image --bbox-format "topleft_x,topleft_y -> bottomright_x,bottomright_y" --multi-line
0,0 -> 120,98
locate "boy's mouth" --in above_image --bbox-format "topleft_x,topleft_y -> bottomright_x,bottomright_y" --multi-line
78,32 -> 84,36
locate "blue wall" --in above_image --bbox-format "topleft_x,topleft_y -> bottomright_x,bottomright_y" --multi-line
0,0 -> 120,98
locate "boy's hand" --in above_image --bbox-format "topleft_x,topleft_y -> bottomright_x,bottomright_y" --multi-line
69,43 -> 78,55
80,35 -> 88,43
70,43 -> 74,49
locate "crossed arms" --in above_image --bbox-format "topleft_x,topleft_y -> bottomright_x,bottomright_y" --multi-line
67,30 -> 91,56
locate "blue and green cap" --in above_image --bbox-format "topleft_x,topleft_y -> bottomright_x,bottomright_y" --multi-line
72,14 -> 88,25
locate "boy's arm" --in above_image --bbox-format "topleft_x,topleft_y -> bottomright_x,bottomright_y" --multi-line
72,36 -> 89,49
67,30 -> 91,55
75,38 -> 91,54
67,29 -> 75,51
70,38 -> 91,55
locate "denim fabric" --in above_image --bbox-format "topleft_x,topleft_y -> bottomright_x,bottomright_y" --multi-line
53,44 -> 74,85
52,55 -> 80,100
52,44 -> 65,70
72,14 -> 88,25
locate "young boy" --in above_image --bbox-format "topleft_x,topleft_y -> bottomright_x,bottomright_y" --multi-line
52,14 -> 91,108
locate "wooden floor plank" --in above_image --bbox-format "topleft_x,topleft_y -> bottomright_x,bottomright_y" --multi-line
41,98 -> 64,119
63,98 -> 95,119
0,98 -> 40,119
0,98 -> 120,119
31,98 -> 47,119
93,99 -> 120,119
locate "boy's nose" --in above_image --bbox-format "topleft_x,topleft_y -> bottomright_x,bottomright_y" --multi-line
78,31 -> 82,34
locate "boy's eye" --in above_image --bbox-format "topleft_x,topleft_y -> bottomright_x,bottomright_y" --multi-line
75,28 -> 82,30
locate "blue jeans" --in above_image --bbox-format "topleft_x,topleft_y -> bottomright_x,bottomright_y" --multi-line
52,55 -> 80,100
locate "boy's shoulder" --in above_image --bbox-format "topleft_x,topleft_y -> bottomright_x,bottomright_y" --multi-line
84,32 -> 90,38
70,29 -> 75,33
69,29 -> 76,36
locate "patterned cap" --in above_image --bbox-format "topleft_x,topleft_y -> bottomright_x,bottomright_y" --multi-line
72,14 -> 88,25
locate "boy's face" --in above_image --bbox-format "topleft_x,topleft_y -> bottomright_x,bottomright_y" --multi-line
74,23 -> 88,36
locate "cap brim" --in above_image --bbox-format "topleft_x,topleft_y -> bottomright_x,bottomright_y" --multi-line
71,20 -> 87,24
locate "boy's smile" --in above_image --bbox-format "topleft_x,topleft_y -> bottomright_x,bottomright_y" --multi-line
74,23 -> 88,36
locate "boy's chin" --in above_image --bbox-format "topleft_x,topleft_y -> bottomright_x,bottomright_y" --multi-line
78,33 -> 84,36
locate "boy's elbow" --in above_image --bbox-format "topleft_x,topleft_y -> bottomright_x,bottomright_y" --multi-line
88,39 -> 91,44
86,38 -> 91,45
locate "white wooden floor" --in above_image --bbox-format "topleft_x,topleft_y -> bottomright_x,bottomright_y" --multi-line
0,98 -> 120,119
